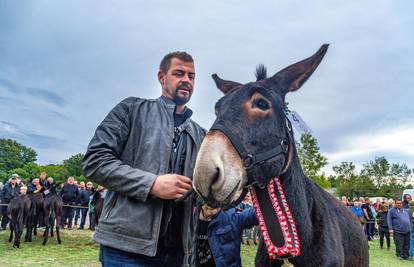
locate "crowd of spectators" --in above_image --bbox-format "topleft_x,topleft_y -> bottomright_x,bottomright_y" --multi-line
344,194 -> 414,261
0,172 -> 106,231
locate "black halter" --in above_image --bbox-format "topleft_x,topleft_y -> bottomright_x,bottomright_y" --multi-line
210,117 -> 292,189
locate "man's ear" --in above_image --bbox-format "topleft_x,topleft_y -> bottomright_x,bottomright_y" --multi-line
158,70 -> 165,85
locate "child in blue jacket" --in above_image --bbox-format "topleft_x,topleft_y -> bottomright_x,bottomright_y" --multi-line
196,203 -> 258,267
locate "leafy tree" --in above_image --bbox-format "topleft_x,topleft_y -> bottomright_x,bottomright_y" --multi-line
63,153 -> 85,177
361,157 -> 390,187
42,164 -> 67,185
361,156 -> 412,196
331,158 -> 413,199
0,139 -> 37,171
21,162 -> 42,181
296,134 -> 330,188
0,169 -> 9,184
331,161 -> 376,198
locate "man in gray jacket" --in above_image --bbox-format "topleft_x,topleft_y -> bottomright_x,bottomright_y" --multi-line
82,51 -> 205,267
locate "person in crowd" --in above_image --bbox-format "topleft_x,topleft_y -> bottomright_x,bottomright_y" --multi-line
403,194 -> 412,209
408,200 -> 414,260
362,198 -> 375,241
86,181 -> 95,195
82,51 -> 205,266
236,192 -> 253,211
236,193 -> 254,245
196,203 -> 258,267
73,181 -> 81,226
89,185 -> 106,230
387,199 -> 412,261
85,181 -> 95,230
77,182 -> 90,230
374,198 -> 381,211
74,181 -> 82,227
376,204 -> 391,250
39,171 -> 47,187
351,201 -> 365,226
28,178 -> 42,194
341,196 -> 350,207
1,174 -> 21,230
388,198 -> 395,208
60,176 -> 79,230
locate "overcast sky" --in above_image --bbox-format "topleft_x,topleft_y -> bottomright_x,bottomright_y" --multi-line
1,1 -> 413,176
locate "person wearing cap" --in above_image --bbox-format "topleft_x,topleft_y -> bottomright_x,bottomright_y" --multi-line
1,174 -> 21,230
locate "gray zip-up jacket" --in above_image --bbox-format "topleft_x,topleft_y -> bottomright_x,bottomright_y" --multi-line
82,96 -> 205,266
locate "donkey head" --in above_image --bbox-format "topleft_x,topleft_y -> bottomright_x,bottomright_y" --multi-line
193,44 -> 329,208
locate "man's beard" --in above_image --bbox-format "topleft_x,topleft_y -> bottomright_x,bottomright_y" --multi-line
172,84 -> 192,105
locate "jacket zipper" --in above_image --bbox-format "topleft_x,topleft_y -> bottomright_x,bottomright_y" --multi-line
154,106 -> 175,254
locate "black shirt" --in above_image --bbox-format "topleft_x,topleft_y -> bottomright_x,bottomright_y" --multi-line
158,103 -> 192,253
361,203 -> 374,221
197,219 -> 216,267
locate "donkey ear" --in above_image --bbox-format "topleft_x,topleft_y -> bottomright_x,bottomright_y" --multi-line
269,44 -> 329,93
212,74 -> 242,94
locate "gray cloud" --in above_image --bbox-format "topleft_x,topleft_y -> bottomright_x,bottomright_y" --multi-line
0,120 -> 67,150
0,79 -> 20,93
26,87 -> 65,106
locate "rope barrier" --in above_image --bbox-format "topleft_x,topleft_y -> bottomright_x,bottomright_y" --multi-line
0,203 -> 89,209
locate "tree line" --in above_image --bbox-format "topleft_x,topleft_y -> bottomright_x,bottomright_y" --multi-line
296,134 -> 413,199
0,138 -> 85,186
1,136 -> 413,199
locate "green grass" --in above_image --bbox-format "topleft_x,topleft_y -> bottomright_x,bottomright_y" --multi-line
1,229 -> 412,266
0,228 -> 99,267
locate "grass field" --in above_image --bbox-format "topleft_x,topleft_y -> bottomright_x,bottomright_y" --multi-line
0,229 -> 412,266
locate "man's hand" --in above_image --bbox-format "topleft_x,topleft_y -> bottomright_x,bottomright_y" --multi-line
150,174 -> 192,200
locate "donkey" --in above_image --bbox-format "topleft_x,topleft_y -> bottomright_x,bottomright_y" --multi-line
193,45 -> 368,267
8,192 -> 31,248
42,184 -> 63,245
25,191 -> 44,242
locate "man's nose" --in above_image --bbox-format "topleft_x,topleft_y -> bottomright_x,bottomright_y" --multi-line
181,73 -> 191,83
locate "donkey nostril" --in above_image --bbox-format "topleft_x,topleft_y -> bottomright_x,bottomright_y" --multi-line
211,167 -> 220,186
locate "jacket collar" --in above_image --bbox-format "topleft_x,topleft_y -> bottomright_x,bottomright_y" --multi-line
157,96 -> 193,117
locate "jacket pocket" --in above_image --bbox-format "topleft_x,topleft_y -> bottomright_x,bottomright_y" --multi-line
216,225 -> 235,243
103,193 -> 118,220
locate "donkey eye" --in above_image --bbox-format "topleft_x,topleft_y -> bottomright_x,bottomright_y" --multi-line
253,99 -> 270,111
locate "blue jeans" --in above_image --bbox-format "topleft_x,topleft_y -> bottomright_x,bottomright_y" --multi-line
79,208 -> 88,228
365,221 -> 374,240
99,245 -> 183,267
410,231 -> 414,257
74,208 -> 81,225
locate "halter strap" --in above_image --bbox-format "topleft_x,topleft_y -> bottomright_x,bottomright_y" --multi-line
210,118 -> 291,189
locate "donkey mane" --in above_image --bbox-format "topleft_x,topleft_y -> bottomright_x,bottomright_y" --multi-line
255,64 -> 267,81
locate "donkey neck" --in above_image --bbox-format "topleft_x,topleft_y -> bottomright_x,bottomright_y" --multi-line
279,153 -> 313,239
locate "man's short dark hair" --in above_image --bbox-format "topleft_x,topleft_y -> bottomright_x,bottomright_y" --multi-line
159,51 -> 193,73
